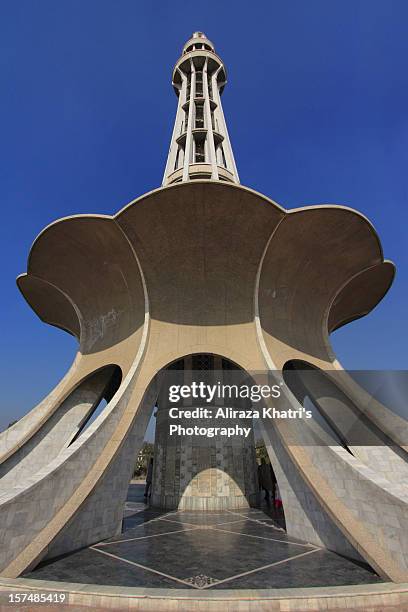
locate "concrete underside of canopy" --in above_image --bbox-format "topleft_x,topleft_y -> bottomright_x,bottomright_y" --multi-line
1,180 -> 407,584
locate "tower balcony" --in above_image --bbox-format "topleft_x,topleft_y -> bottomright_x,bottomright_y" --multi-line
172,50 -> 227,94
182,99 -> 217,110
212,130 -> 225,145
165,165 -> 235,185
176,132 -> 187,147
217,166 -> 235,181
176,129 -> 224,146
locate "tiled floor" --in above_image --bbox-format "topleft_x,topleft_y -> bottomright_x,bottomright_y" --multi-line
24,484 -> 382,590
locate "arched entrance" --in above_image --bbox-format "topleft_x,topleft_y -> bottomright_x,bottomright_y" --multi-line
149,353 -> 259,510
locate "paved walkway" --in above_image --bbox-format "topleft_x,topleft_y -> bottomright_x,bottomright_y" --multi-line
24,484 -> 382,591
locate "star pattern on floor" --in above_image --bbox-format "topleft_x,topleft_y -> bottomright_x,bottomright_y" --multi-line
25,502 -> 383,590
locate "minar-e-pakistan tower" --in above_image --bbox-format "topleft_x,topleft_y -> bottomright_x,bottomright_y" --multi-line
1,32 -> 408,583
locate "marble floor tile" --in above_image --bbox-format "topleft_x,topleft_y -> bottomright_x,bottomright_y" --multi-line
24,483 -> 382,590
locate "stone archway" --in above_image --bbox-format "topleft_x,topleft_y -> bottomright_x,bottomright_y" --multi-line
149,353 -> 259,510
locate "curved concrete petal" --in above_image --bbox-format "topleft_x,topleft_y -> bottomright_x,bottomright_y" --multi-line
17,274 -> 81,338
0,214 -> 149,578
115,181 -> 284,326
0,366 -> 119,486
258,205 -> 387,367
1,213 -> 147,476
328,260 -> 395,332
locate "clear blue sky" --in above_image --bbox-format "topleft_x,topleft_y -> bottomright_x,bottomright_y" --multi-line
1,1 -> 407,431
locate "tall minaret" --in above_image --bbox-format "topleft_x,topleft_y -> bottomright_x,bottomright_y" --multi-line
162,32 -> 239,186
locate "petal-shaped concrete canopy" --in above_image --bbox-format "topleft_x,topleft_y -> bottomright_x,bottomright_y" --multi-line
1,180 -> 408,584
17,181 -> 391,347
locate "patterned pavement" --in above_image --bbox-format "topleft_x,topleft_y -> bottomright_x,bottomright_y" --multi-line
24,484 -> 382,590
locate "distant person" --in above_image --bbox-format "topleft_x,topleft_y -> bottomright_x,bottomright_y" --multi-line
274,482 -> 283,509
144,458 -> 153,499
270,462 -> 277,504
258,457 -> 274,505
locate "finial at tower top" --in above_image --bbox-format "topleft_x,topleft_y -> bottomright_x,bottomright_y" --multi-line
182,32 -> 215,54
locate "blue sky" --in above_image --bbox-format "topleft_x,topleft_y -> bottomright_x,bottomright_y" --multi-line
1,1 -> 407,430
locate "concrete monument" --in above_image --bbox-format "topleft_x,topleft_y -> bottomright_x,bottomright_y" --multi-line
1,32 -> 408,583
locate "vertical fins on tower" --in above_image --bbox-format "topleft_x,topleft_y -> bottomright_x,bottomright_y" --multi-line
162,32 -> 239,186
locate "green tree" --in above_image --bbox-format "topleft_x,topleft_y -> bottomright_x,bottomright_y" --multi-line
134,441 -> 154,477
